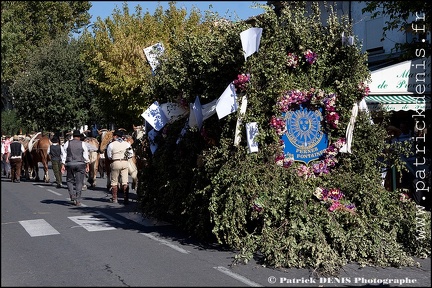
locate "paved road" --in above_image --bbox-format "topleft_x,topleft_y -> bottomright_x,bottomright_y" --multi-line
1,166 -> 430,287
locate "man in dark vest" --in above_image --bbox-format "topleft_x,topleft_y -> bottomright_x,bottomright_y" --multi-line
48,136 -> 64,188
9,135 -> 25,183
61,130 -> 90,206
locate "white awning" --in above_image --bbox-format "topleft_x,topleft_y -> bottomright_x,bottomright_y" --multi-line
365,95 -> 431,112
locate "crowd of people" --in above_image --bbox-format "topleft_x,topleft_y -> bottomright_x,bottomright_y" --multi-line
1,129 -> 134,207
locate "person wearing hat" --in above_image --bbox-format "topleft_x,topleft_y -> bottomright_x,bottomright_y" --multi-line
3,135 -> 11,178
9,135 -> 25,183
61,130 -> 90,206
106,129 -> 133,204
48,135 -> 65,188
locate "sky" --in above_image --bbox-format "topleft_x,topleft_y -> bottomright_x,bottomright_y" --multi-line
89,1 -> 268,23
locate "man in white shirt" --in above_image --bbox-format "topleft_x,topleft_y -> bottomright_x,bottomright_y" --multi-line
107,130 -> 133,204
61,130 -> 90,206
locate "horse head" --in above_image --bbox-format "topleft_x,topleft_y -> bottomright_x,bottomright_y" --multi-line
132,125 -> 146,143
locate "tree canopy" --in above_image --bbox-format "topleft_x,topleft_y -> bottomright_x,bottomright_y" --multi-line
80,1 -> 214,128
1,1 -> 91,109
11,35 -> 94,132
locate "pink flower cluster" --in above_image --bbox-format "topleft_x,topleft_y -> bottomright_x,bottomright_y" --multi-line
277,90 -> 314,112
323,93 -> 339,129
304,49 -> 318,65
252,203 -> 263,212
233,73 -> 250,94
275,89 -> 340,130
286,52 -> 299,68
314,187 -> 356,213
275,154 -> 294,168
269,116 -> 287,135
286,49 -> 318,68
399,193 -> 411,202
325,112 -> 339,129
358,82 -> 370,97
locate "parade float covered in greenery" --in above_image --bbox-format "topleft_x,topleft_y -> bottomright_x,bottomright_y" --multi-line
82,2 -> 430,276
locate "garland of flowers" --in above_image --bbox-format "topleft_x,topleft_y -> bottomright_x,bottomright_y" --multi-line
269,88 -> 345,175
296,138 -> 346,179
271,88 -> 340,130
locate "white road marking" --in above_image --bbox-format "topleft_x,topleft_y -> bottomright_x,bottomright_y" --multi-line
140,233 -> 191,254
46,189 -> 62,196
19,219 -> 60,237
214,266 -> 262,287
68,215 -> 116,232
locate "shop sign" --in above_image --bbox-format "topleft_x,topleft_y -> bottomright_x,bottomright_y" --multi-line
369,57 -> 431,94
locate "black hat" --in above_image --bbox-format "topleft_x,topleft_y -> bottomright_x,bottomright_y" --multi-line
113,130 -> 123,137
72,130 -> 82,137
51,136 -> 59,143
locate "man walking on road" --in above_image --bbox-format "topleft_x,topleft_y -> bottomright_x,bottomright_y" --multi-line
107,130 -> 133,204
48,136 -> 64,188
9,135 -> 25,183
61,130 -> 89,206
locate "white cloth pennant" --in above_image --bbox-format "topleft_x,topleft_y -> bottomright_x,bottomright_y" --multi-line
202,99 -> 217,121
143,42 -> 165,72
234,95 -> 248,146
148,128 -> 159,154
240,28 -> 263,61
188,96 -> 203,130
339,103 -> 358,154
216,83 -> 238,119
160,102 -> 189,124
246,122 -> 259,153
141,101 -> 168,131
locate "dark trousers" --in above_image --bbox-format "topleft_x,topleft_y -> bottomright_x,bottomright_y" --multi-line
51,160 -> 62,185
10,158 -> 23,182
66,163 -> 86,200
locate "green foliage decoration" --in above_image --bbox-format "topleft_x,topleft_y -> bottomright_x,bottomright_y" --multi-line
137,1 -> 430,275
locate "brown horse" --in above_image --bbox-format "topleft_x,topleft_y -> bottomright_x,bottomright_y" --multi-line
99,129 -> 114,191
24,132 -> 51,182
131,125 -> 150,172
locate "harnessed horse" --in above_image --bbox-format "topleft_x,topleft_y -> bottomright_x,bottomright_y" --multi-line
131,124 -> 149,172
24,132 -> 51,182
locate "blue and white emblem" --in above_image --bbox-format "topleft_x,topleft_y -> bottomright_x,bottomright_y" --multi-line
281,105 -> 328,164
